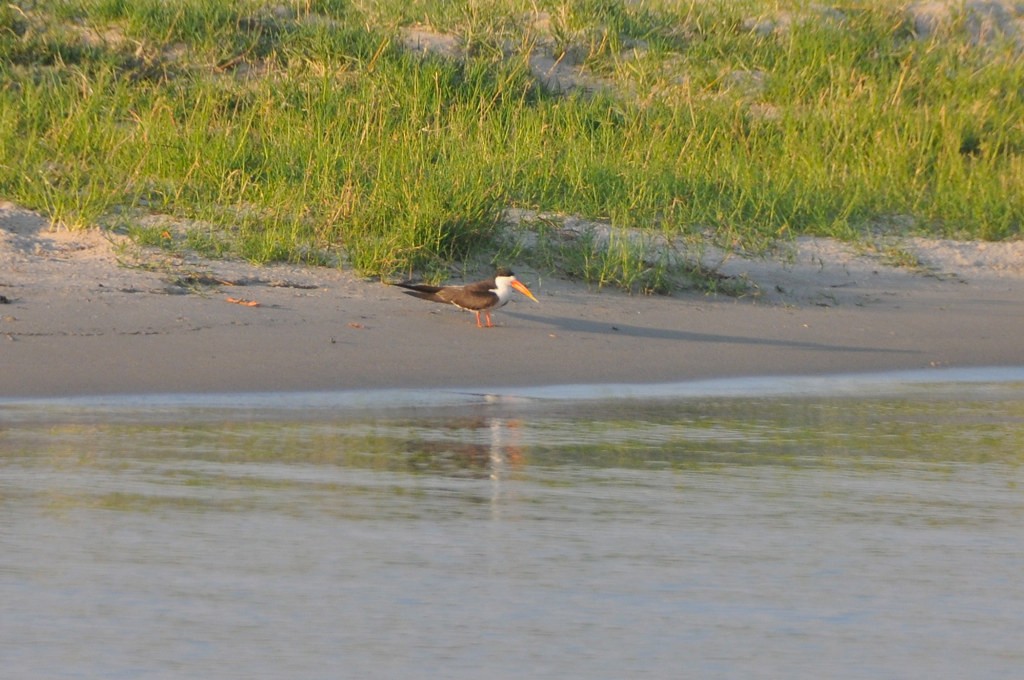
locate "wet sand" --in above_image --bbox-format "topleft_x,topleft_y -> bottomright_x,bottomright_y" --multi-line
2,202 -> 1023,399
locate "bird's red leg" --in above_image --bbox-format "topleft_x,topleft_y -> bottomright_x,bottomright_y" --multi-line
474,311 -> 483,328
484,311 -> 493,327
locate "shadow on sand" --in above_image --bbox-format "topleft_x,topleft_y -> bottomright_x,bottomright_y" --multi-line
507,310 -> 917,357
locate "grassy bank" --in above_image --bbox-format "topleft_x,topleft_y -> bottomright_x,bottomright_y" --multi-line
2,0 -> 1022,289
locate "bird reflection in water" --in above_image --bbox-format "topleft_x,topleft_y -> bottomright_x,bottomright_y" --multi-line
405,416 -> 525,481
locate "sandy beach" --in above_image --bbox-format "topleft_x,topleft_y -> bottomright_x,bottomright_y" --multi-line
2,201 -> 1023,400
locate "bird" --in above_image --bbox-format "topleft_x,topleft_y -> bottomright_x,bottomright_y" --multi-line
395,267 -> 539,328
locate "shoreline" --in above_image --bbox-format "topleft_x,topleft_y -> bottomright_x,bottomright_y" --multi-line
4,364 -> 1024,409
3,203 -> 1024,401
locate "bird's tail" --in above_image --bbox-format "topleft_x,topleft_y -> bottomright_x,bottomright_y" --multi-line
395,282 -> 445,303
395,282 -> 441,293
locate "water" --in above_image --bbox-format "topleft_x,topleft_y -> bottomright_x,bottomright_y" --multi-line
3,370 -> 1024,679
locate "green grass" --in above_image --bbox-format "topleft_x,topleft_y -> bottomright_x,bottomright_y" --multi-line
2,0 -> 1023,290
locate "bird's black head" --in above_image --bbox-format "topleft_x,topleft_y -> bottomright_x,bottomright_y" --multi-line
495,266 -> 514,277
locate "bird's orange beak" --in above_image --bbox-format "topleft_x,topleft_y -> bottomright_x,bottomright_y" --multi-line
511,279 -> 539,303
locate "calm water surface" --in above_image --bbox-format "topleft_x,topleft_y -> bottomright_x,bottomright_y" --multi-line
3,371 -> 1024,679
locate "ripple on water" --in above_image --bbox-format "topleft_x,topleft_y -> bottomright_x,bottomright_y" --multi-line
2,368 -> 1024,679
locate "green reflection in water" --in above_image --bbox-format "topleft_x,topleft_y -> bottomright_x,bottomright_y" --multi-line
5,393 -> 1024,467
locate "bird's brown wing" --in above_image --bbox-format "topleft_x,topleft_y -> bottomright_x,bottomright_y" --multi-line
441,280 -> 497,311
396,279 -> 497,311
